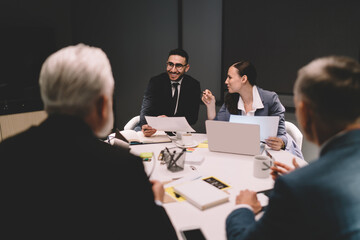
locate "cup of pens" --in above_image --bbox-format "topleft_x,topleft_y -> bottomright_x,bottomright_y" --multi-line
164,148 -> 186,172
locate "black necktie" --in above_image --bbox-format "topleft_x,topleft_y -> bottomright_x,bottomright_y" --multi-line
172,82 -> 179,114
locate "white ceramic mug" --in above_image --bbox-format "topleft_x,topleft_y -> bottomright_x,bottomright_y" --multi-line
181,133 -> 193,146
176,131 -> 186,140
253,155 -> 273,178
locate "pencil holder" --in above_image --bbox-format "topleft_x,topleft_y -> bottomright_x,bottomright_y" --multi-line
166,150 -> 186,172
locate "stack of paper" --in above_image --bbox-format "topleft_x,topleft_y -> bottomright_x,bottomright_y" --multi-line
185,153 -> 204,165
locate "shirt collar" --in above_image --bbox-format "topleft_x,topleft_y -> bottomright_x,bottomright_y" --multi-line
319,129 -> 351,155
237,85 -> 264,112
170,76 -> 183,85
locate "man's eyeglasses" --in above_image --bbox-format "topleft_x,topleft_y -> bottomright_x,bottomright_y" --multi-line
166,62 -> 187,70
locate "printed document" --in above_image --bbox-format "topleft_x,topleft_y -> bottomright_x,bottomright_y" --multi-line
145,116 -> 195,132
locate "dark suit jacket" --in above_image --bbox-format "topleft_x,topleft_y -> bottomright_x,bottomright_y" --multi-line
0,115 -> 177,240
138,72 -> 201,128
226,129 -> 360,240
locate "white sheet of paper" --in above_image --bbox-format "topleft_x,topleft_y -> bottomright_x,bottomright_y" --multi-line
145,116 -> 195,132
229,115 -> 279,141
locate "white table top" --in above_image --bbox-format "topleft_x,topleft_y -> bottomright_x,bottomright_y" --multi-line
130,133 -> 307,240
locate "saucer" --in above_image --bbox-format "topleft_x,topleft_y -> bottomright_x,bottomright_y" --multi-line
174,140 -> 198,148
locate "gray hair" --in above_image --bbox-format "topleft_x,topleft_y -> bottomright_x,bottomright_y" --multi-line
294,56 -> 360,126
39,44 -> 114,117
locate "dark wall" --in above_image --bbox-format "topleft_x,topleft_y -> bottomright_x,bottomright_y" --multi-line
222,0 -> 360,95
71,0 -> 178,129
0,1 -> 73,114
0,0 -> 178,130
5,0 -> 358,132
183,0 -> 222,133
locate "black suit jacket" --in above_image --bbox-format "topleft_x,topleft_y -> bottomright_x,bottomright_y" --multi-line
138,72 -> 201,128
0,115 -> 177,239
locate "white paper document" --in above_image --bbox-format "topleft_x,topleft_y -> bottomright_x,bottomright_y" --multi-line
145,116 -> 195,132
229,115 -> 279,141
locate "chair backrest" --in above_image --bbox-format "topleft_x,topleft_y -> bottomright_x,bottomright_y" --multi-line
109,138 -> 130,150
285,121 -> 303,150
124,115 -> 140,130
0,110 -> 47,142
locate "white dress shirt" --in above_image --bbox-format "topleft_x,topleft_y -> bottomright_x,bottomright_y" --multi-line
237,85 -> 264,116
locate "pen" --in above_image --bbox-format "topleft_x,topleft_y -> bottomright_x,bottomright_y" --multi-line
266,149 -> 276,159
168,150 -> 177,168
262,162 -> 272,170
168,148 -> 186,169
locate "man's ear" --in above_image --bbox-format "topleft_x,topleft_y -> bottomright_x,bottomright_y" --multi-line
84,95 -> 108,137
95,95 -> 107,119
297,100 -> 317,144
185,64 -> 190,73
95,96 -> 105,118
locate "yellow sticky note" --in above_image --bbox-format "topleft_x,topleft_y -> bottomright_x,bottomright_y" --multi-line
197,140 -> 208,148
140,152 -> 153,161
165,187 -> 185,202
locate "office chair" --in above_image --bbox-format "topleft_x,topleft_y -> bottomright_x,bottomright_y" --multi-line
285,121 -> 303,150
124,115 -> 140,130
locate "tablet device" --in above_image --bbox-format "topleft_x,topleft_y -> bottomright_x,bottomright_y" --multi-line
229,115 -> 279,141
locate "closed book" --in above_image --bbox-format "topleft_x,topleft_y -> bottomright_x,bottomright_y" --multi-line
173,179 -> 229,210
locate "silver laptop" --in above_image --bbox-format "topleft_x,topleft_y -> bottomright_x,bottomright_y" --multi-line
205,120 -> 260,156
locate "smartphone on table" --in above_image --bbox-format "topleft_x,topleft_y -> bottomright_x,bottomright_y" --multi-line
180,226 -> 206,240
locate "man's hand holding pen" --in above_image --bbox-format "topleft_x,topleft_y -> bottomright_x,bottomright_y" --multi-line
142,124 -> 157,137
142,115 -> 168,137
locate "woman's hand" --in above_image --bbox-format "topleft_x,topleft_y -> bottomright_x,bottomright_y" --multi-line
202,89 -> 216,107
265,137 -> 285,151
202,89 -> 217,120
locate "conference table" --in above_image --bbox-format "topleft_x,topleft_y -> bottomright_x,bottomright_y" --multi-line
129,133 -> 308,240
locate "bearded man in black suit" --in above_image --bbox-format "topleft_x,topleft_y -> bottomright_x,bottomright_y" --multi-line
136,48 -> 201,137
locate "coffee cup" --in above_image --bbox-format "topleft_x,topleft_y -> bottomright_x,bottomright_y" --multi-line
181,133 -> 193,146
253,155 -> 273,178
176,131 -> 186,140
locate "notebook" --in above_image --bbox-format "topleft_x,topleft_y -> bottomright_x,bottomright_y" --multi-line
115,129 -> 171,144
173,178 -> 229,210
229,115 -> 279,141
205,120 -> 260,156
